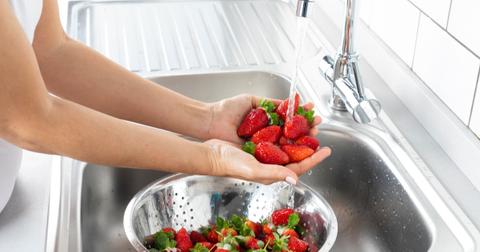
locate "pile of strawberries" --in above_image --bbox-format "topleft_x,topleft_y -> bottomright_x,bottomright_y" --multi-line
144,208 -> 311,252
237,94 -> 319,165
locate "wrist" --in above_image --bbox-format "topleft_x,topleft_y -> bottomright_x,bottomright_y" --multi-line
203,141 -> 227,177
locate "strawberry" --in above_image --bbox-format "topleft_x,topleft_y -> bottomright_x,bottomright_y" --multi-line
283,115 -> 309,139
215,249 -> 230,252
254,142 -> 289,165
198,242 -> 214,250
263,234 -> 275,247
281,145 -> 314,163
162,227 -> 176,237
190,230 -> 207,243
175,227 -> 193,252
244,236 -> 264,249
206,227 -> 219,243
251,125 -> 281,144
276,93 -> 300,120
282,228 -> 299,239
245,220 -> 261,237
278,136 -> 293,146
237,108 -> 269,137
295,136 -> 319,150
220,228 -> 238,239
271,208 -> 295,226
287,236 -> 309,252
262,223 -> 273,235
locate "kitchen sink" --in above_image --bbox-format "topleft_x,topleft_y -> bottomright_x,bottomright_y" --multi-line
46,71 -> 474,252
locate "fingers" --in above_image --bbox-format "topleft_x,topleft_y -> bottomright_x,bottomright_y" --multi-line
257,164 -> 299,185
309,128 -> 319,136
303,102 -> 314,110
313,116 -> 322,126
286,147 -> 332,175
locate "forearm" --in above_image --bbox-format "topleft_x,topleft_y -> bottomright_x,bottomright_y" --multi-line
4,95 -> 215,175
34,38 -> 212,140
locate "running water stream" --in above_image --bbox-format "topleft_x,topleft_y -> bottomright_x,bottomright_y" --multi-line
282,16 -> 311,208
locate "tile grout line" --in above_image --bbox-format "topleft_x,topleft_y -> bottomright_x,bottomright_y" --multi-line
405,0 -> 479,59
410,10 -> 422,69
467,66 -> 480,126
445,0 -> 453,30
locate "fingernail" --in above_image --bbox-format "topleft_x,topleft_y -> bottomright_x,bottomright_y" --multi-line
285,176 -> 297,185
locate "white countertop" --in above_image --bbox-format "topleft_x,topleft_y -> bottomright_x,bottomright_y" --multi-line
0,151 -> 52,251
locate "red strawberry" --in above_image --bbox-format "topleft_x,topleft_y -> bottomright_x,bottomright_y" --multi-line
295,136 -> 319,150
263,234 -> 275,247
199,242 -> 214,250
220,228 -> 238,238
262,223 -> 273,235
271,208 -> 295,226
288,236 -> 309,252
281,145 -> 315,162
251,125 -> 281,144
237,109 -> 269,137
279,136 -> 293,146
254,142 -> 289,165
175,228 -> 193,252
276,93 -> 300,120
162,227 -> 176,237
244,236 -> 263,249
206,227 -> 219,243
284,115 -> 309,139
245,220 -> 261,237
215,249 -> 230,252
282,228 -> 299,239
190,230 -> 207,243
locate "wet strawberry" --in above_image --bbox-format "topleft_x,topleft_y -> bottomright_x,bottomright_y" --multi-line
206,227 -> 219,243
283,115 -> 309,139
295,136 -> 319,150
262,223 -> 273,235
288,236 -> 309,252
251,125 -> 282,144
254,142 -> 289,165
263,233 -> 275,247
271,208 -> 295,226
245,236 -> 264,249
198,242 -> 214,250
281,145 -> 315,163
278,136 -> 293,146
175,227 -> 193,252
220,228 -> 238,238
282,228 -> 299,239
245,220 -> 261,237
237,108 -> 269,137
162,227 -> 176,237
215,249 -> 230,252
190,230 -> 207,243
276,93 -> 300,120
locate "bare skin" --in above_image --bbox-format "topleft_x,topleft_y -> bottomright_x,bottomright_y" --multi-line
0,0 -> 331,185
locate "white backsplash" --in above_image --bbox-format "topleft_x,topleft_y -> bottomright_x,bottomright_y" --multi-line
358,0 -> 480,137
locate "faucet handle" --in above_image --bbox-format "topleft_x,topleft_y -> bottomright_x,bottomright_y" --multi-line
352,99 -> 381,124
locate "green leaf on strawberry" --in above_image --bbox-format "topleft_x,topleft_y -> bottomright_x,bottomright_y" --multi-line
271,233 -> 289,252
267,112 -> 284,126
242,141 -> 256,155
259,99 -> 276,113
297,107 -> 315,124
287,213 -> 300,228
216,216 -> 229,231
190,243 -> 211,252
153,230 -> 176,250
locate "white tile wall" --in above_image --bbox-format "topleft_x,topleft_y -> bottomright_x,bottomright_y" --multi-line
346,0 -> 480,136
470,77 -> 480,137
410,0 -> 452,27
413,15 -> 479,123
448,0 -> 480,57
368,0 -> 420,65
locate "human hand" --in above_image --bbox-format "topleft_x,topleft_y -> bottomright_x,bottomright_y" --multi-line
207,94 -> 321,144
205,139 -> 331,185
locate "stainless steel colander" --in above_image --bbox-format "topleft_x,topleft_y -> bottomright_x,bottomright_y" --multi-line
124,174 -> 338,252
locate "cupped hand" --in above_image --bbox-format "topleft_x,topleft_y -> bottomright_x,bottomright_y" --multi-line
207,94 -> 321,144
205,139 -> 331,185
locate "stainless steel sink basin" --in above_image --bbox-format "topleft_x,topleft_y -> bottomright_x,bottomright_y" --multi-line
46,71 -> 476,252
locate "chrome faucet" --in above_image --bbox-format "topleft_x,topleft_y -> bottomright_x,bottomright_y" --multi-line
297,0 -> 381,123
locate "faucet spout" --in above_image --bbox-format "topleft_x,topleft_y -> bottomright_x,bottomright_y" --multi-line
315,0 -> 381,123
